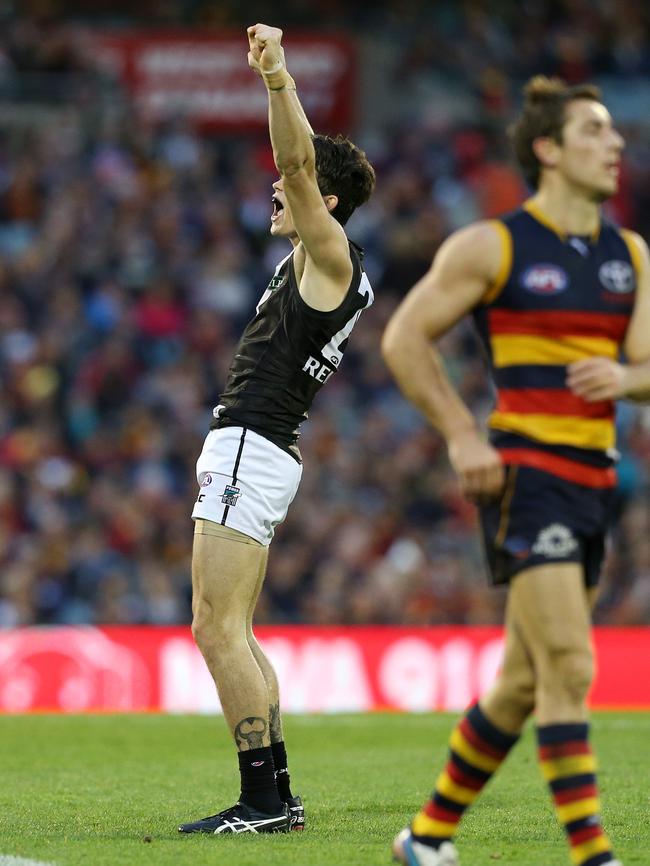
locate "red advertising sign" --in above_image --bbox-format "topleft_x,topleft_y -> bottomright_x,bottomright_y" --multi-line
84,30 -> 355,132
0,626 -> 648,714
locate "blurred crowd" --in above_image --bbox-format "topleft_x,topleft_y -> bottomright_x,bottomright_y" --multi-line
0,0 -> 649,628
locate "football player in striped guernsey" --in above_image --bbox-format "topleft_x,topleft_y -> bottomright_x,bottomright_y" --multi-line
383,76 -> 649,866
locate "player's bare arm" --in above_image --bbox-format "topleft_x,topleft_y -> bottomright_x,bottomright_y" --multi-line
568,231 -> 650,402
247,27 -> 314,136
382,221 -> 506,501
248,23 -> 352,312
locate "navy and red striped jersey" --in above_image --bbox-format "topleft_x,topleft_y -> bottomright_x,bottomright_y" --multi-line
473,200 -> 639,488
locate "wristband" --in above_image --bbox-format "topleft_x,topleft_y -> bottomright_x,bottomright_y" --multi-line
261,61 -> 295,91
268,73 -> 297,92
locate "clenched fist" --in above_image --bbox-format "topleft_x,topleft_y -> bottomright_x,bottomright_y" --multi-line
247,23 -> 285,76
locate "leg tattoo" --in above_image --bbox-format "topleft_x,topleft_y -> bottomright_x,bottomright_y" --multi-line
269,702 -> 283,744
234,716 -> 268,750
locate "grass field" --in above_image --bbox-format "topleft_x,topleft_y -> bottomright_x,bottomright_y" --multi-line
0,712 -> 648,866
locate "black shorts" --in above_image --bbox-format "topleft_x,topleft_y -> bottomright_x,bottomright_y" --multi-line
478,465 -> 617,587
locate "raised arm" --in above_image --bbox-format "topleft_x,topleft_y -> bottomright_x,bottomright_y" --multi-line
248,24 -> 352,310
382,221 -> 507,501
567,231 -> 650,403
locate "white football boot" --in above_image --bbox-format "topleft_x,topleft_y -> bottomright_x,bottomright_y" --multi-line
392,828 -> 460,866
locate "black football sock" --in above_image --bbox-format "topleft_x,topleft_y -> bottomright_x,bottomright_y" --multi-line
271,740 -> 294,800
238,747 -> 284,814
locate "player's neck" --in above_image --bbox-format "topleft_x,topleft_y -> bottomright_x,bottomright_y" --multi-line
528,187 -> 601,239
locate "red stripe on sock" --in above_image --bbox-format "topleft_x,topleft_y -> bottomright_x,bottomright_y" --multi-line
568,825 -> 606,846
539,741 -> 591,761
447,760 -> 485,791
424,802 -> 462,824
554,784 -> 598,806
459,717 -> 508,760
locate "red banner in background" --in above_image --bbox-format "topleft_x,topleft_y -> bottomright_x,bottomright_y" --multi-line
0,626 -> 648,714
84,31 -> 355,132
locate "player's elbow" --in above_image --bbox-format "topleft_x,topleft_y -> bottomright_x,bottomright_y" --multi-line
277,159 -> 306,178
381,319 -> 405,370
383,316 -> 434,377
276,153 -> 315,180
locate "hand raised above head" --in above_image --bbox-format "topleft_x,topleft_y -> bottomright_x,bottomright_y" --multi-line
247,23 -> 284,73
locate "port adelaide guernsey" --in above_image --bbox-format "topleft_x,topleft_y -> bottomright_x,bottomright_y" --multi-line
212,241 -> 374,462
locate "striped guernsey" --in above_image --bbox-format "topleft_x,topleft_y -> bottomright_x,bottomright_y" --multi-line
473,199 -> 639,488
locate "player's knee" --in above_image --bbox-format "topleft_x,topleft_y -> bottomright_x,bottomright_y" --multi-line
510,676 -> 536,712
499,671 -> 536,713
545,646 -> 594,703
191,604 -> 212,653
191,596 -> 238,653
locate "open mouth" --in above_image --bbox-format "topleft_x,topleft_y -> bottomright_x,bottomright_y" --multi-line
271,195 -> 284,220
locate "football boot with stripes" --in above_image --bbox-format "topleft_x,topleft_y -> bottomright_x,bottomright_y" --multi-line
178,801 -> 290,834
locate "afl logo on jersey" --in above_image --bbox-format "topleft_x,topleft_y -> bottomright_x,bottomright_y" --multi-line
599,260 -> 634,294
520,264 -> 569,295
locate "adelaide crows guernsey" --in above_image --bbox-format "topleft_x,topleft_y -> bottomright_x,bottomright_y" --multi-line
212,241 -> 373,462
473,200 -> 639,488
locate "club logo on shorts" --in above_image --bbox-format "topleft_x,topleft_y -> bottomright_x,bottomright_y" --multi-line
221,484 -> 241,506
599,260 -> 634,294
520,264 -> 569,295
532,523 -> 578,558
201,474 -> 213,487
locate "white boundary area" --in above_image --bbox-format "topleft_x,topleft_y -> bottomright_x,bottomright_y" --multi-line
0,857 -> 56,866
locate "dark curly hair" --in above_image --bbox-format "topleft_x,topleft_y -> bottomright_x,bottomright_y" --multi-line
510,76 -> 602,189
312,134 -> 376,225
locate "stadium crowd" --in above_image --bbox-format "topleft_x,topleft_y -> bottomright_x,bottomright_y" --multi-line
0,1 -> 649,628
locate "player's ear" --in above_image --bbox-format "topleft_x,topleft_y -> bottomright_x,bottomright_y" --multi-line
533,136 -> 561,171
323,194 -> 338,214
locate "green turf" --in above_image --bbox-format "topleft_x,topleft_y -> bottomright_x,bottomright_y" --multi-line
0,712 -> 648,865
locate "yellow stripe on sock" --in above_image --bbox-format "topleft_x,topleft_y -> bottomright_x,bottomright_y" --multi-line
411,812 -> 458,838
436,770 -> 479,806
557,797 -> 602,825
540,754 -> 597,782
570,834 -> 612,865
449,728 -> 501,774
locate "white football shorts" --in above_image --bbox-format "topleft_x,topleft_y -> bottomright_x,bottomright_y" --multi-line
191,426 -> 302,546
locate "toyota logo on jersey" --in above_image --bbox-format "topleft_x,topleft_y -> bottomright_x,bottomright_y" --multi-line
599,260 -> 634,294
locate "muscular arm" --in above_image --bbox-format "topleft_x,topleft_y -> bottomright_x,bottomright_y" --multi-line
248,24 -> 352,310
382,221 -> 507,500
568,232 -> 650,402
